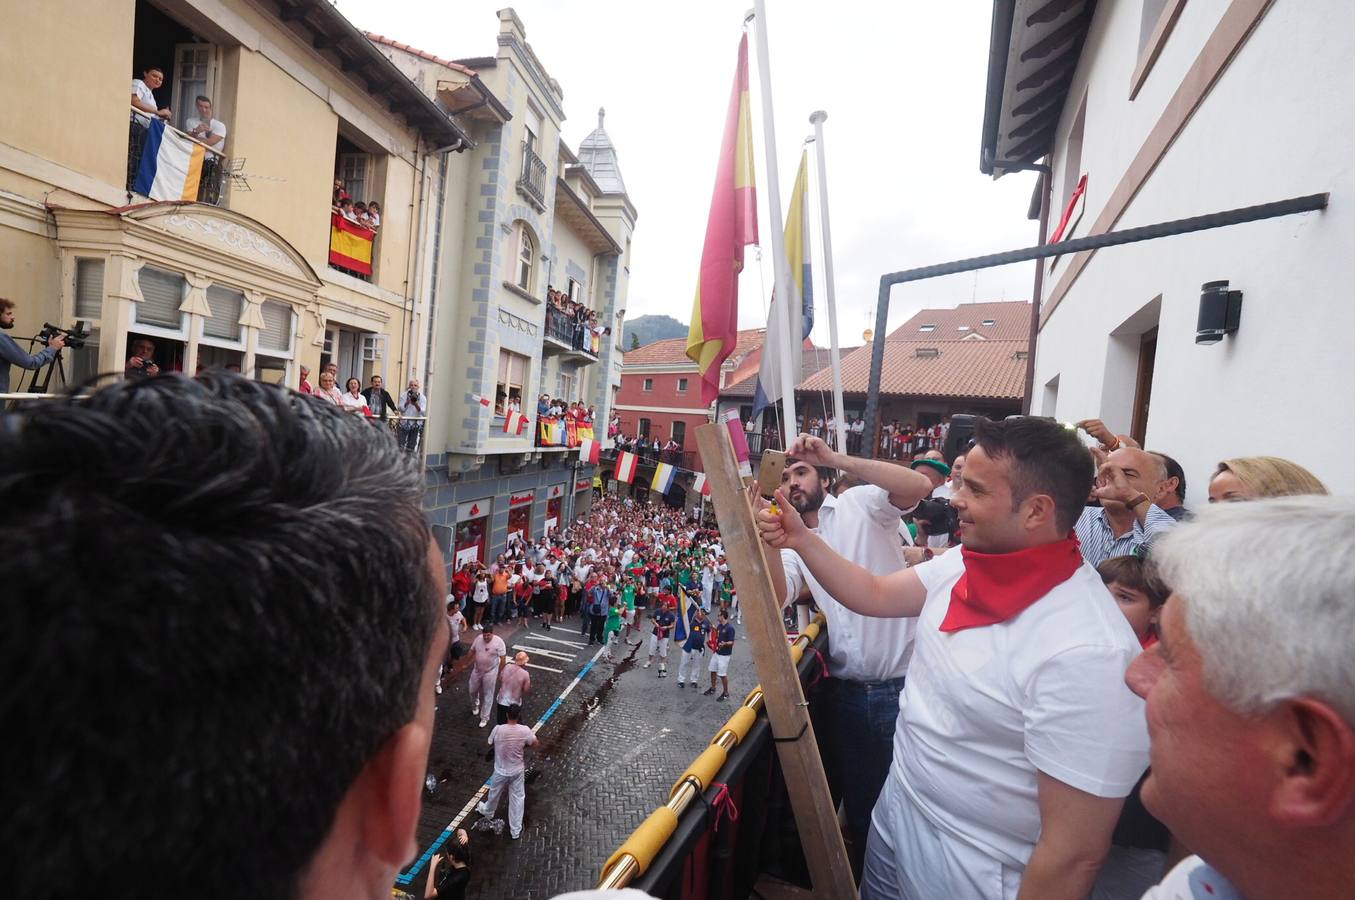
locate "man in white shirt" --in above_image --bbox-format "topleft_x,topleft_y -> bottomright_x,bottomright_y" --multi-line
758,417 -> 1149,900
131,66 -> 170,126
184,96 -> 227,155
762,433 -> 936,874
477,704 -> 537,839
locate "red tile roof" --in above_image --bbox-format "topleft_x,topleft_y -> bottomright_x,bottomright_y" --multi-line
887,300 -> 1031,342
799,339 -> 1028,401
365,32 -> 479,76
723,345 -> 832,398
621,328 -> 767,368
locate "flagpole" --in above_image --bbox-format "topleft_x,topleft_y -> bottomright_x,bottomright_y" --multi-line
750,0 -> 798,433
810,111 -> 848,455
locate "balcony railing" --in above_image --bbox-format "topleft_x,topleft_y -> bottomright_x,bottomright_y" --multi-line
517,143 -> 548,208
126,112 -> 228,206
544,302 -> 598,358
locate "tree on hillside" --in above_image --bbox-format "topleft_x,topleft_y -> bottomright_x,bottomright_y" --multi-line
629,332 -> 641,350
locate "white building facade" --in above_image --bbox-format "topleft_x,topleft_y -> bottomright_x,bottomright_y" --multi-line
982,0 -> 1354,502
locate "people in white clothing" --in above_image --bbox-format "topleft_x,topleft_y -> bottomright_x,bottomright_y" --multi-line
1130,497 -> 1355,900
477,705 -> 537,839
184,96 -> 227,155
131,67 -> 171,125
467,623 -> 506,728
757,416 -> 1149,900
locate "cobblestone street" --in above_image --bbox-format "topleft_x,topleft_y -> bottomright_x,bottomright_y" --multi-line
399,613 -> 759,898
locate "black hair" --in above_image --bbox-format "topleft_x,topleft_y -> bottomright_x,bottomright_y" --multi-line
1151,451 -> 1187,502
0,373 -> 440,899
972,416 -> 1094,534
784,455 -> 835,484
195,94 -> 211,105
505,704 -> 522,722
1096,555 -> 1170,608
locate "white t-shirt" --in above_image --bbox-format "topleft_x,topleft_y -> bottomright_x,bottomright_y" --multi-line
470,633 -> 506,673
446,610 -> 467,643
184,115 -> 227,156
488,722 -> 537,775
132,78 -> 157,124
892,548 -> 1149,869
340,392 -> 368,412
780,485 -> 916,682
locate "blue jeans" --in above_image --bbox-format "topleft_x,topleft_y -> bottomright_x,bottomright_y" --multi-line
818,675 -> 906,840
490,592 -> 508,624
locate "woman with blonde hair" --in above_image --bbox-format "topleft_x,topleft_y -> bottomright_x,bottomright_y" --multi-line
1209,456 -> 1328,502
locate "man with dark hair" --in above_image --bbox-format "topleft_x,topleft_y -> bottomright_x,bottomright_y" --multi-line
131,65 -> 171,126
1150,451 -> 1189,520
477,704 -> 537,840
0,298 -> 64,394
761,433 -> 935,876
757,416 -> 1148,900
0,372 -> 447,900
361,373 -> 398,422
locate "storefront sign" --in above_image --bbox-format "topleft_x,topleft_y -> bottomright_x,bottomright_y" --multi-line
575,478 -> 592,491
547,484 -> 564,499
509,491 -> 534,507
457,498 -> 491,521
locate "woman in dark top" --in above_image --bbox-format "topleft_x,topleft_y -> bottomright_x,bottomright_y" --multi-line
423,827 -> 471,899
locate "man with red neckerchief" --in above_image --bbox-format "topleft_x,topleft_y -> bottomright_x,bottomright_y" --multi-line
757,416 -> 1148,900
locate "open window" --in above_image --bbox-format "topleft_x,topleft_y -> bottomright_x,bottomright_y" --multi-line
496,349 -> 529,415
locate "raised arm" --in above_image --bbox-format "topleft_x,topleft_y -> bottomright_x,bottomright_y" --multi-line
786,434 -> 932,510
756,488 -> 927,618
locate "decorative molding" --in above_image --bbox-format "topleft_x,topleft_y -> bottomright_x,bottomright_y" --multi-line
181,273 -> 213,317
309,305 -> 327,347
241,290 -> 267,329
497,307 -> 538,336
0,190 -> 50,237
501,280 -> 541,305
161,213 -> 305,278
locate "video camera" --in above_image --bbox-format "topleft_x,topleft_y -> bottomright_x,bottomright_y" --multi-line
912,496 -> 960,542
38,321 -> 91,350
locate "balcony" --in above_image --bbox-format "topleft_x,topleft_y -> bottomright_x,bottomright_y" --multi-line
516,143 -> 548,210
542,301 -> 599,362
127,114 -> 229,206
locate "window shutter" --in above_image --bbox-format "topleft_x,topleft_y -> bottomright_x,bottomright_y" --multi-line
204,285 -> 243,341
75,259 -> 104,319
259,300 -> 292,352
136,267 -> 186,329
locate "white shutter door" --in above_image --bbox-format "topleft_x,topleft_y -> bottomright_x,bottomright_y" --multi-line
75,259 -> 104,320
136,267 -> 185,329
259,300 -> 292,352
204,285 -> 243,341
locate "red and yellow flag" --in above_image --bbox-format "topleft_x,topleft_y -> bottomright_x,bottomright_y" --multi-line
686,33 -> 758,404
329,213 -> 375,275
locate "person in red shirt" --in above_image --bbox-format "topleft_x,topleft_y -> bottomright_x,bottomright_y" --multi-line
451,563 -> 473,605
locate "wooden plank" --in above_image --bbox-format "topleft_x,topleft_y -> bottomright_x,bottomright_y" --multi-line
752,874 -> 818,900
693,422 -> 857,900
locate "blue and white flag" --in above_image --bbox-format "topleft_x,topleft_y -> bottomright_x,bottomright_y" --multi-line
132,118 -> 207,202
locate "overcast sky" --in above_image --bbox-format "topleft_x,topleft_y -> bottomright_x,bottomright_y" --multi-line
338,0 -> 1043,346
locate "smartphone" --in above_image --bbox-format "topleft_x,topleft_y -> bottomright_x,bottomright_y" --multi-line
757,450 -> 787,499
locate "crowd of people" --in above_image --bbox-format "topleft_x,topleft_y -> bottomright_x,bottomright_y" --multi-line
609,430 -> 684,463
545,286 -> 602,354
331,179 -> 382,231
299,362 -> 427,452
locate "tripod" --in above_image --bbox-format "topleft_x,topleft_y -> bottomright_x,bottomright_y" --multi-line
20,337 -> 68,395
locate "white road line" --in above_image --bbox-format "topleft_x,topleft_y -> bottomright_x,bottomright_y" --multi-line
519,633 -> 589,649
512,643 -> 575,662
524,662 -> 564,673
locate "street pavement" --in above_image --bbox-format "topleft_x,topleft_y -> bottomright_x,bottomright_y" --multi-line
397,612 -> 759,899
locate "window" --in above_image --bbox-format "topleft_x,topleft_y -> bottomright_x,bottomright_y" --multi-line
918,324 -> 936,333
514,224 -> 536,293
981,319 -> 996,327
637,417 -> 651,439
559,368 -> 577,401
642,378 -> 653,392
1131,0 -> 1185,100
75,259 -> 104,320
670,421 -> 686,447
957,325 -> 971,332
136,266 -> 186,331
338,152 -> 370,202
203,285 -> 244,343
677,377 -> 688,392
1139,0 -> 1170,54
496,349 -> 529,415
170,43 -> 217,134
567,278 -> 580,303
258,300 -> 294,353
1060,94 -> 1087,223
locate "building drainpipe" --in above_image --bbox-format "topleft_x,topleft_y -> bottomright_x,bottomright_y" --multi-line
1021,169 -> 1053,415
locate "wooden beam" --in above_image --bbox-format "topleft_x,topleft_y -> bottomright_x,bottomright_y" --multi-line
692,423 -> 857,900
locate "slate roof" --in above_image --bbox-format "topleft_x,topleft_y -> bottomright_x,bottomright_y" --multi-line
577,108 -> 628,195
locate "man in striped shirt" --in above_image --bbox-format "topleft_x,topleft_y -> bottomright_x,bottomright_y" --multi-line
1075,447 -> 1178,566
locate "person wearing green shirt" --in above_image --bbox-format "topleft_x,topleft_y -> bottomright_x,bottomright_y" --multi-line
602,596 -> 623,663
621,578 -> 640,645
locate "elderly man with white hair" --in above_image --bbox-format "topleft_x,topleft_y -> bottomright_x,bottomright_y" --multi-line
1129,496 -> 1355,900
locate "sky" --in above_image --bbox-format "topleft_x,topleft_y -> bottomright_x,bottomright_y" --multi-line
337,0 -> 1044,347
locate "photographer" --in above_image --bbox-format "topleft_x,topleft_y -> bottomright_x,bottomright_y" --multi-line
125,336 -> 160,379
0,299 -> 65,395
909,457 -> 957,552
398,379 -> 427,453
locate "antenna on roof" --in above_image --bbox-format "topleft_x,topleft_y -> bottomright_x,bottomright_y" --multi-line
598,107 -> 605,130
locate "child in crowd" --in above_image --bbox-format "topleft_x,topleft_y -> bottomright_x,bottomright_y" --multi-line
471,571 -> 489,630
1096,555 -> 1169,648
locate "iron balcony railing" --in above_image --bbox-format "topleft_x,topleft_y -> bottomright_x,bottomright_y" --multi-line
544,302 -> 598,357
517,143 -> 548,207
126,111 -> 228,206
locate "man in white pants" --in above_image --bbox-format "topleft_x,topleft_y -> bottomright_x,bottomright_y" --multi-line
645,596 -> 677,675
675,606 -> 710,689
467,622 -> 506,728
477,704 -> 537,839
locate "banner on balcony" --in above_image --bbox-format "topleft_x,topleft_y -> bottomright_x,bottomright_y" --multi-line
579,437 -> 600,464
651,462 -> 677,495
504,409 -> 527,435
565,417 -> 579,447
132,118 -> 206,202
578,423 -> 594,442
590,329 -> 601,354
614,451 -> 638,484
329,213 -> 375,275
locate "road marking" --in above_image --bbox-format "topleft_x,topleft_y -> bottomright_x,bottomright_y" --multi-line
524,662 -> 563,673
513,643 -> 575,662
397,644 -> 608,886
520,633 -> 589,649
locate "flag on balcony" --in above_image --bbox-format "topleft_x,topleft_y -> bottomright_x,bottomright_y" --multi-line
329,213 -> 375,276
132,118 -> 207,202
614,451 -> 638,484
686,33 -> 758,405
751,149 -> 814,420
504,409 -> 527,435
578,423 -> 595,442
470,393 -> 492,408
1050,174 -> 1087,243
651,462 -> 677,495
692,472 -> 709,497
579,437 -> 600,465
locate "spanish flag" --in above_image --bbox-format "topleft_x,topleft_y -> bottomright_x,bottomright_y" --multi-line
329,213 -> 375,276
686,33 -> 758,405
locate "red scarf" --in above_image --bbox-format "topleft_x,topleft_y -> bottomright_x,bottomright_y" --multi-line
940,536 -> 1083,633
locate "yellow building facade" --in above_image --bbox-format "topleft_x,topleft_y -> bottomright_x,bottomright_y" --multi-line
0,0 -> 467,394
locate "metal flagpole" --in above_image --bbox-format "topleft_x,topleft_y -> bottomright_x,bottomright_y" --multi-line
809,111 -> 847,454
750,0 -> 798,433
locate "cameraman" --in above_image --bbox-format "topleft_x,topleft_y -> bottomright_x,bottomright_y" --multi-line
0,299 -> 65,395
125,337 -> 160,379
909,457 -> 956,552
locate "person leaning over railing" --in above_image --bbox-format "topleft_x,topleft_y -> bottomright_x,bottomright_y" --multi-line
398,379 -> 427,453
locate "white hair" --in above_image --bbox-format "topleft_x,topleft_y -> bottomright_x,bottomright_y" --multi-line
1151,495 -> 1355,726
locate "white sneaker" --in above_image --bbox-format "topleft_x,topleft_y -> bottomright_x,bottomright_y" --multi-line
435,683 -> 442,694
476,803 -> 489,817
479,719 -> 488,728
471,705 -> 479,718
643,660 -> 651,668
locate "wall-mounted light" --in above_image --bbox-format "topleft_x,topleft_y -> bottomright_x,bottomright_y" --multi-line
1196,280 -> 1243,345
